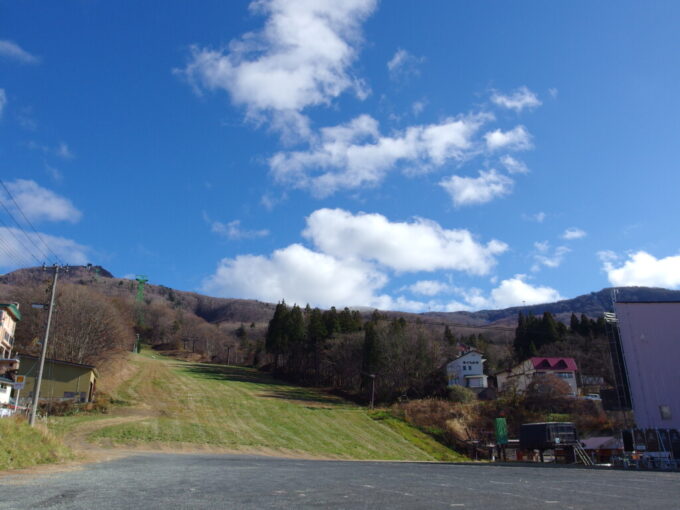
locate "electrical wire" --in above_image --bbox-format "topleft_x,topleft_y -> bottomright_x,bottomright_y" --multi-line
0,215 -> 42,266
0,179 -> 64,265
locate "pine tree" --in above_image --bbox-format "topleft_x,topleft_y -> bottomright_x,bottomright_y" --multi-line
362,322 -> 380,374
570,313 -> 579,333
443,325 -> 456,345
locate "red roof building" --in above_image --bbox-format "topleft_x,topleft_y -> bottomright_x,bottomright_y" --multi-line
497,357 -> 579,396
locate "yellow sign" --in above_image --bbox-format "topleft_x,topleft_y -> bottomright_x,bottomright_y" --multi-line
15,375 -> 25,383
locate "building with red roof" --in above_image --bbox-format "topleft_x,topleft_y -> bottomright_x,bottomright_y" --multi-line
496,356 -> 579,396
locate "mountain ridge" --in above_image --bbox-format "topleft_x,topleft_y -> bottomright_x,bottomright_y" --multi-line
3,265 -> 680,327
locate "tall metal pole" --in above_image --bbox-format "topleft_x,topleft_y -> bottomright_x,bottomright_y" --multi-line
29,265 -> 59,426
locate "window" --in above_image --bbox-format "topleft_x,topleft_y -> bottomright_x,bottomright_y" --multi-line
660,405 -> 672,421
556,372 -> 574,379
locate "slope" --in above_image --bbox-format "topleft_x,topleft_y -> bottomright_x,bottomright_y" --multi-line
84,352 -> 463,461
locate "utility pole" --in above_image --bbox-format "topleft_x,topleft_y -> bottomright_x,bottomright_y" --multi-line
29,265 -> 59,426
369,374 -> 376,410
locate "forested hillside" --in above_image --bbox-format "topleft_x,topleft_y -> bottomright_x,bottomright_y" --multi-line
2,264 -> 679,402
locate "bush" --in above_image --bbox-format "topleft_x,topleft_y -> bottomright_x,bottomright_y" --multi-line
447,385 -> 476,403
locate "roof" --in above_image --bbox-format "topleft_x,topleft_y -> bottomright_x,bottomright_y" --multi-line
0,376 -> 14,385
19,354 -> 97,372
530,357 -> 578,371
0,303 -> 21,321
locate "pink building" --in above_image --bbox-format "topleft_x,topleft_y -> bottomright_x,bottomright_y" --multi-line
614,302 -> 680,430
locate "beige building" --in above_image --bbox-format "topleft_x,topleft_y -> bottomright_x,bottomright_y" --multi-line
18,355 -> 97,404
496,357 -> 579,396
0,303 -> 21,358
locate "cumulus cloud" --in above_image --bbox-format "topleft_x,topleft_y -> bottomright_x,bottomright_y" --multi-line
303,208 -> 507,274
1,179 -> 82,223
179,0 -> 376,136
491,86 -> 541,112
0,227 -> 88,268
0,89 -> 6,119
600,250 -> 680,288
270,113 -> 491,196
0,40 -> 39,64
202,208 -> 511,309
387,48 -> 424,80
202,243 -> 388,308
211,219 -> 269,240
405,280 -> 452,296
439,169 -> 513,207
500,154 -> 529,174
459,275 -> 562,309
562,227 -> 586,240
484,125 -> 532,151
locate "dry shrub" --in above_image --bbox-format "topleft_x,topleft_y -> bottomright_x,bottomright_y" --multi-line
396,398 -> 481,446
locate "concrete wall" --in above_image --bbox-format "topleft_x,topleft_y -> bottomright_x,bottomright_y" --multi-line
615,302 -> 680,430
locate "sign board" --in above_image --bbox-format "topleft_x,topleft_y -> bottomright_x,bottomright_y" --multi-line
495,418 -> 508,445
12,375 -> 25,390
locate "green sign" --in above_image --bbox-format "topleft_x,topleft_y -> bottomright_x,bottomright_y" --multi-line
495,417 -> 508,445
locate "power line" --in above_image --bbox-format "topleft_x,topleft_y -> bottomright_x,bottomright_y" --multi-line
0,178 -> 64,265
0,214 -> 42,266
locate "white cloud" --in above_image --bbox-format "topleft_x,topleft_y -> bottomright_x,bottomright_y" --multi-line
0,89 -> 6,119
202,243 -> 388,308
387,48 -> 424,80
303,208 -> 507,274
533,241 -> 570,270
562,227 -> 586,240
179,0 -> 376,136
0,227 -> 88,268
461,275 -> 563,309
1,179 -> 82,223
601,250 -> 680,288
270,113 -> 491,196
202,208 -> 512,309
484,125 -> 532,151
56,142 -> 74,159
439,169 -> 513,207
491,86 -> 541,112
211,219 -> 269,240
405,280 -> 452,296
0,40 -> 39,64
500,154 -> 529,174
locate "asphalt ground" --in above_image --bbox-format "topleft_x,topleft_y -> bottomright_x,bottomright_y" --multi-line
1,454 -> 679,509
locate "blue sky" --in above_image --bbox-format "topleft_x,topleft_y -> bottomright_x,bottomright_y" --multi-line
2,0 -> 680,311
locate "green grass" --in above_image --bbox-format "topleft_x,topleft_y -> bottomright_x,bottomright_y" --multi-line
0,418 -> 73,470
90,355 -> 466,461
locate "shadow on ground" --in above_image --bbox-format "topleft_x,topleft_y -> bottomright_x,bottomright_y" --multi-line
179,363 -> 347,406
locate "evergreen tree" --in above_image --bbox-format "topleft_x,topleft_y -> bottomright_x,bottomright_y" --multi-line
362,322 -> 381,374
443,325 -> 456,345
265,301 -> 289,368
570,313 -> 579,333
322,306 -> 340,336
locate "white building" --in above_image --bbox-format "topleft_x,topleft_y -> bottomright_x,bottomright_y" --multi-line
0,303 -> 21,359
446,350 -> 488,389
